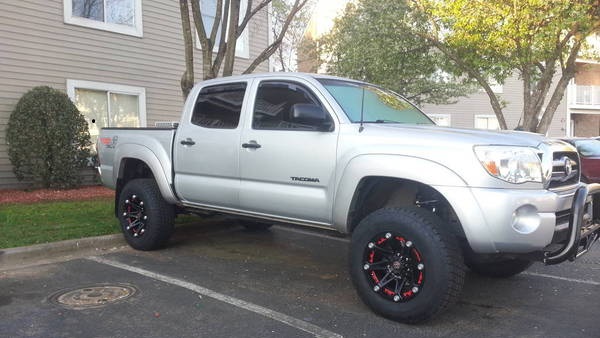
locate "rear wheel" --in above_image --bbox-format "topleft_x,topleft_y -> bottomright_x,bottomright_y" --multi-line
465,255 -> 533,278
350,207 -> 464,323
117,178 -> 175,251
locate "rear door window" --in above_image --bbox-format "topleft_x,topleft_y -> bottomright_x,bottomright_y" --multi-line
191,83 -> 247,129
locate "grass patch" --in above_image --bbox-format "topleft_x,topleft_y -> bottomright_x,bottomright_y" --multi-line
0,198 -> 200,249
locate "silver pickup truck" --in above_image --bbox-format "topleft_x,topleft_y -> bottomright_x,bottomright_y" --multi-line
97,73 -> 600,323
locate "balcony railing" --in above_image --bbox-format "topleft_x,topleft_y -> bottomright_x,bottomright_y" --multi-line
569,85 -> 600,108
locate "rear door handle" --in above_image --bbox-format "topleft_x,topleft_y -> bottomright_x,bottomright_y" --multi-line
242,141 -> 261,149
180,138 -> 195,146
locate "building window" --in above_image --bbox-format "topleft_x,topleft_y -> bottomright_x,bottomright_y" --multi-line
427,114 -> 451,127
196,0 -> 250,58
64,0 -> 143,37
67,80 -> 146,145
474,115 -> 500,130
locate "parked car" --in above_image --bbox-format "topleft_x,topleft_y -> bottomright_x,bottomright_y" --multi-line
560,138 -> 600,183
97,73 -> 600,323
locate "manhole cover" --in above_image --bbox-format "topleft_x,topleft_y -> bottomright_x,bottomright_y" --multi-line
48,283 -> 137,310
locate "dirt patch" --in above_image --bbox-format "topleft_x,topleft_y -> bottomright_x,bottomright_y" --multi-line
0,186 -> 113,205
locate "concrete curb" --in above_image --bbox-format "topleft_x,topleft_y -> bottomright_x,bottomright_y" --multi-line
0,234 -> 126,269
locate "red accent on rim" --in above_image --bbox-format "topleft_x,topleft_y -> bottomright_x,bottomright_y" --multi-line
413,248 -> 421,262
403,290 -> 413,298
417,272 -> 423,284
377,237 -> 386,245
383,289 -> 394,296
370,271 -> 379,283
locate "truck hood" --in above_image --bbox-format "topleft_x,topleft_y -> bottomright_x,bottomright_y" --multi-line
339,123 -> 576,189
363,124 -> 547,148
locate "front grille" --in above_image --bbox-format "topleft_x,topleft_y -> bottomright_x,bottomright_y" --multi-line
548,151 -> 579,189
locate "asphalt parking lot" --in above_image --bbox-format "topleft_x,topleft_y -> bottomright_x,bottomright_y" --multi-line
1,218 -> 599,338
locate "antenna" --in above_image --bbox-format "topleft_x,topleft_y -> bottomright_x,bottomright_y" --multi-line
359,86 -> 365,132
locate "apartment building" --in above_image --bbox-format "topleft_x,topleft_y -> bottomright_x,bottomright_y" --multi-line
0,0 -> 270,189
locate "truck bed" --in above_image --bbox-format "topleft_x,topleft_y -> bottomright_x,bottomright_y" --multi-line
97,127 -> 177,190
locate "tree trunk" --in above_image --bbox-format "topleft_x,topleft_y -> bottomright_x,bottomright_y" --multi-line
536,39 -> 583,134
179,0 -> 195,99
223,0 -> 241,76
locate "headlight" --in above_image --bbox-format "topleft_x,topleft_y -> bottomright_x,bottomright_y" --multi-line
474,146 -> 542,184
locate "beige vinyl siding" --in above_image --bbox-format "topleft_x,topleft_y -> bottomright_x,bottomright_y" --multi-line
421,75 -> 568,137
0,0 -> 269,189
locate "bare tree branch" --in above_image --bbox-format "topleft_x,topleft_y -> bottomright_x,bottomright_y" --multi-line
238,0 -> 271,37
243,0 -> 308,74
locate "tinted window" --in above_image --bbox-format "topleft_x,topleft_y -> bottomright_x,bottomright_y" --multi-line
253,81 -> 330,131
318,79 -> 433,125
191,83 -> 246,129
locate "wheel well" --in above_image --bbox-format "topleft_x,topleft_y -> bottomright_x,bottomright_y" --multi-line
347,176 -> 466,241
114,158 -> 155,217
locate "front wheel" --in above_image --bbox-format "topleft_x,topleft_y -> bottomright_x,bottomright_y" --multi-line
117,178 -> 175,251
350,207 -> 464,323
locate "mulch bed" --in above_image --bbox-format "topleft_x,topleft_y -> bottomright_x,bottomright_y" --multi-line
0,185 -> 114,205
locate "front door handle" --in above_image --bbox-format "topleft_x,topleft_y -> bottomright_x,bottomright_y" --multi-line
180,138 -> 195,146
242,141 -> 261,149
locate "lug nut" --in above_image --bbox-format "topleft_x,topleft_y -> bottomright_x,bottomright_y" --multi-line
126,226 -> 130,230
385,233 -> 392,239
363,264 -> 370,270
417,263 -> 424,270
132,195 -> 137,199
412,286 -> 419,293
125,199 -> 129,204
393,295 -> 400,302
140,229 -> 145,234
133,233 -> 138,237
143,215 -> 148,220
368,242 -> 374,249
406,241 -> 413,247
373,285 -> 380,292
122,212 -> 127,216
140,201 -> 144,206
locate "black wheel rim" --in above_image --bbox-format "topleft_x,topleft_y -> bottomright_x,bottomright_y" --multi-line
121,194 -> 147,237
362,232 -> 425,302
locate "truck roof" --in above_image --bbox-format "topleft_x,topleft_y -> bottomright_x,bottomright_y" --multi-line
194,72 -> 365,86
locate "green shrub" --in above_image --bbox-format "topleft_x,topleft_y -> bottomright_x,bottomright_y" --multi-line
7,86 -> 92,189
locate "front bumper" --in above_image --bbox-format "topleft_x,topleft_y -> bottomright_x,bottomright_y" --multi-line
435,184 -> 600,260
544,183 -> 600,265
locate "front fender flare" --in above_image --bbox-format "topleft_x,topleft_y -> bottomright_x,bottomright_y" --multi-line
332,154 -> 468,232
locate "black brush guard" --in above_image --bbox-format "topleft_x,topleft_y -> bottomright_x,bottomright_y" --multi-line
544,183 -> 600,265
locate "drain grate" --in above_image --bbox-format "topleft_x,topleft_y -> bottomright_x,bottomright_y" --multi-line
48,283 -> 137,310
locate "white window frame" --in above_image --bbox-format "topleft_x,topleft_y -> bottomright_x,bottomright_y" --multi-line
64,0 -> 143,37
66,79 -> 147,127
427,113 -> 451,127
474,114 -> 500,130
195,0 -> 250,59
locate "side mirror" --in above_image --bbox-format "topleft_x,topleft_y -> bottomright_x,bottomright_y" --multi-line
291,103 -> 333,131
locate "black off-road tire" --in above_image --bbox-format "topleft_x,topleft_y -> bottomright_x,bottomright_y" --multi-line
239,220 -> 273,231
117,178 -> 175,251
350,207 -> 465,324
465,255 -> 533,278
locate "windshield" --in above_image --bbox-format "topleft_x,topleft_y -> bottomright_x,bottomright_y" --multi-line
318,79 -> 433,125
574,139 -> 600,157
